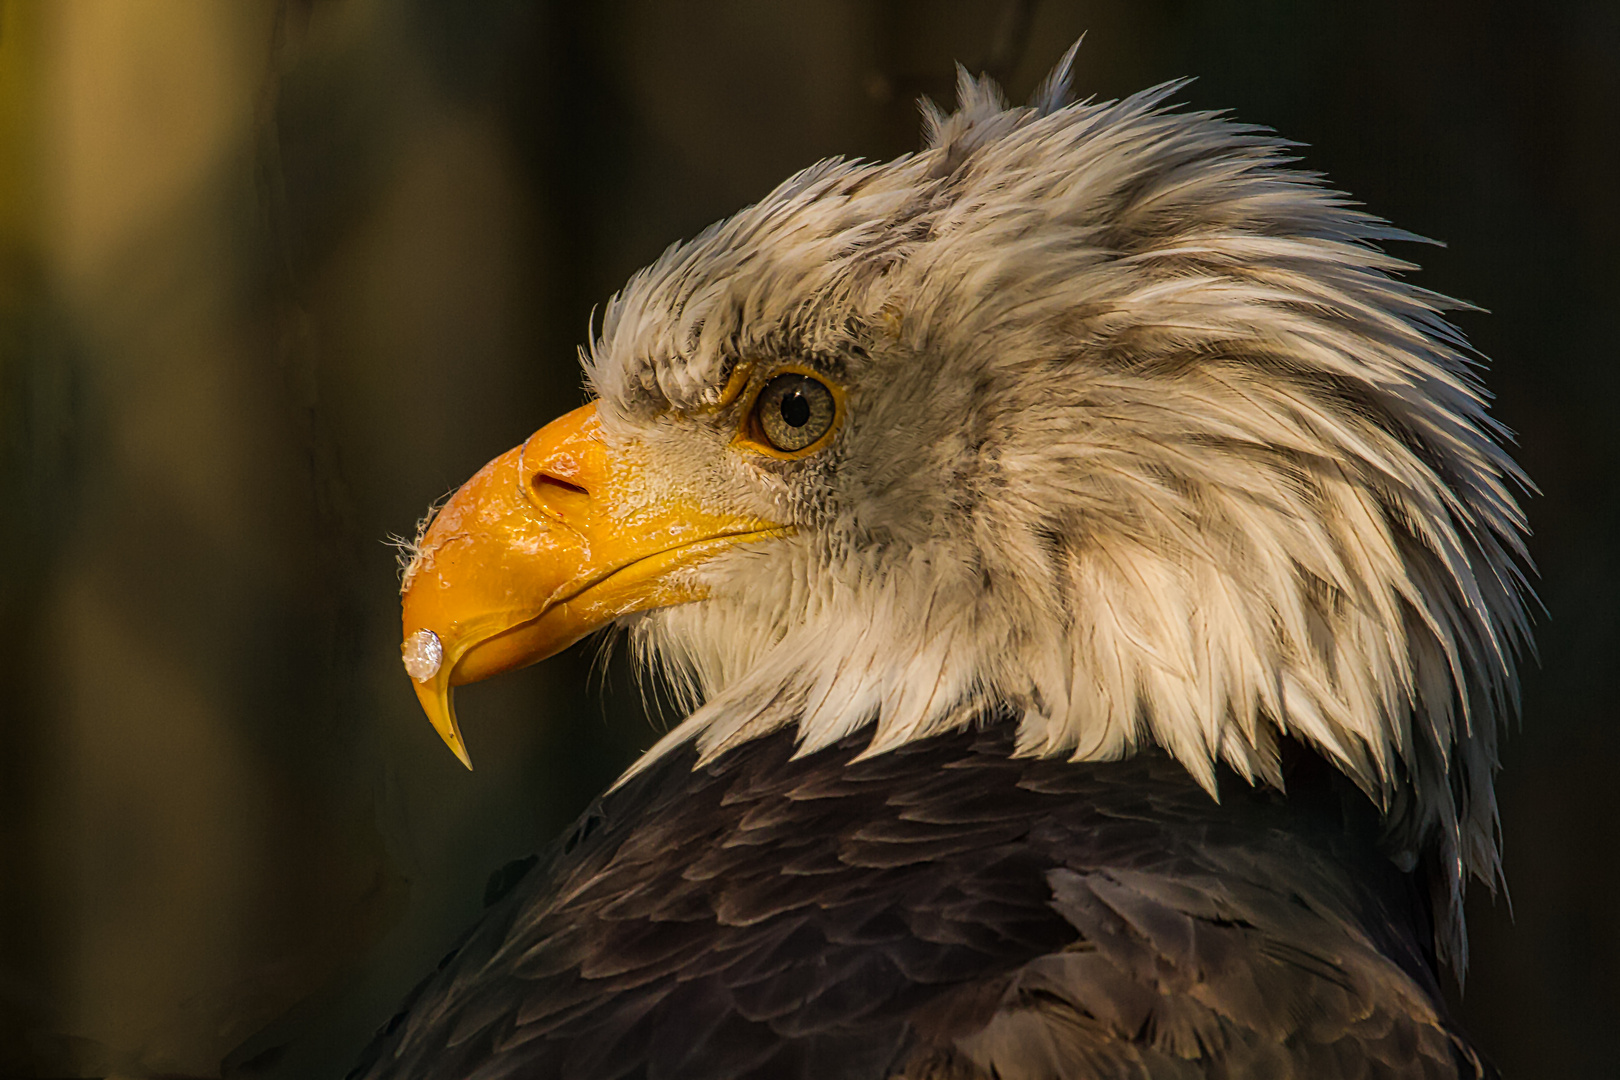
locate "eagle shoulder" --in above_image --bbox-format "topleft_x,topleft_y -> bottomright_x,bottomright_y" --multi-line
352,724 -> 1489,1080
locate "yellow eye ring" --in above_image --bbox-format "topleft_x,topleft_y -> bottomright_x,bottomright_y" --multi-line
736,368 -> 843,458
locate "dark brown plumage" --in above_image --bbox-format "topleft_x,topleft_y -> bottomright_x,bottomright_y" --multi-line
353,720 -> 1488,1079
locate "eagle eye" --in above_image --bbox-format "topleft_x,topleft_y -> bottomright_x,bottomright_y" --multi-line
751,373 -> 837,454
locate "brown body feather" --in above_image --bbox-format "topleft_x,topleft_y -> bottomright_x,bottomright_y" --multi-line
354,722 -> 1487,1079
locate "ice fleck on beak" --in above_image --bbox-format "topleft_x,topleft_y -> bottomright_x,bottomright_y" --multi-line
402,628 -> 443,682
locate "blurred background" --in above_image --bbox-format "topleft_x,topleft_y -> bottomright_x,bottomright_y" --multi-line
0,1 -> 1614,1076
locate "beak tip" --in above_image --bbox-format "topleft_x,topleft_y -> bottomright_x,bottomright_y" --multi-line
450,739 -> 475,771
412,676 -> 476,770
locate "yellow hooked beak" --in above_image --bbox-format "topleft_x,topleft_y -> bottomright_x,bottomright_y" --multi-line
399,402 -> 784,768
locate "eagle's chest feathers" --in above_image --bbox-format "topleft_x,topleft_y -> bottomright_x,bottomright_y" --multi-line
366,724 -> 1480,1079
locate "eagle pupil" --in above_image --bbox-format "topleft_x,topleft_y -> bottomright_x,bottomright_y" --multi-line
780,391 -> 811,428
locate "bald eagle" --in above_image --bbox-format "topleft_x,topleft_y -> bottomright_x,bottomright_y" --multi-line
363,48 -> 1530,1079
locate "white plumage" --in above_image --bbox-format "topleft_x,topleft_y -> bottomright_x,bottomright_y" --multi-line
574,50 -> 1531,973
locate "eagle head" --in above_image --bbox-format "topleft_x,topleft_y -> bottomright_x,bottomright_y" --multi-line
399,50 -> 1531,970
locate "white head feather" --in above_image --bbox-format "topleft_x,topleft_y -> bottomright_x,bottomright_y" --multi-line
582,48 -> 1533,971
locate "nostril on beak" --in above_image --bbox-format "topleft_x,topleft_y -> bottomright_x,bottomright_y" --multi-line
532,473 -> 587,497
528,470 -> 591,520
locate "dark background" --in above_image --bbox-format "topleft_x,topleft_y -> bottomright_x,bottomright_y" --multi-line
0,1 -> 1614,1077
